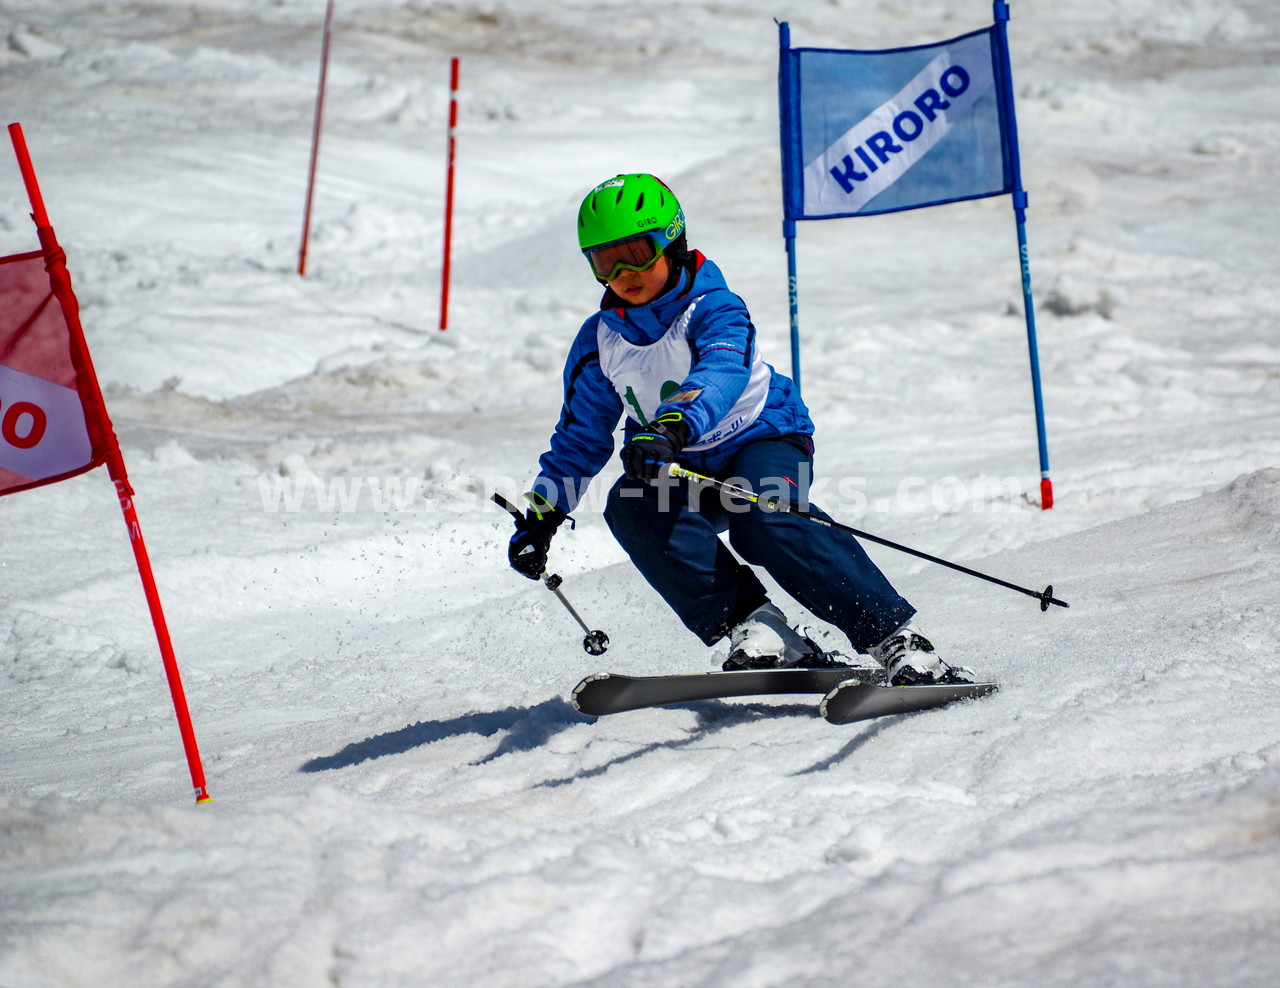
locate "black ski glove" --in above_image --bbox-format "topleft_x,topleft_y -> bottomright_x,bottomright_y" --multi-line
507,493 -> 567,580
621,412 -> 691,482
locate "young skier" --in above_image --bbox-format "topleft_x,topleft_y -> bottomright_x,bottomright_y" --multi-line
505,173 -> 973,686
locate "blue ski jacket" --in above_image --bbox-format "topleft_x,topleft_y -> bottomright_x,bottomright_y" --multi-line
531,253 -> 813,512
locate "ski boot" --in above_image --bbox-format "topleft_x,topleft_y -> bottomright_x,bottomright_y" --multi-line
722,602 -> 833,671
870,622 -> 975,687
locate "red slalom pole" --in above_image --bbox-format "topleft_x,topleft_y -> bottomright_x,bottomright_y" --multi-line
8,123 -> 212,804
107,469 -> 212,804
298,0 -> 336,277
439,57 -> 459,330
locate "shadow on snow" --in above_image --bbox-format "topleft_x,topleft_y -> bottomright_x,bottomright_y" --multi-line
299,696 -> 880,777
299,697 -> 588,773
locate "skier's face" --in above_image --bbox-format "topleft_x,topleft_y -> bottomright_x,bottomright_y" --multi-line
608,253 -> 670,305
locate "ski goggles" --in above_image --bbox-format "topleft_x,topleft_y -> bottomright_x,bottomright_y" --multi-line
584,234 -> 662,282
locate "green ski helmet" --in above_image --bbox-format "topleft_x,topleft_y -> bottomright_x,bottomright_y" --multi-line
577,173 -> 686,282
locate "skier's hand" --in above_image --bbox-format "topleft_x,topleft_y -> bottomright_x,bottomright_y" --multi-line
621,413 -> 690,482
507,493 -> 566,579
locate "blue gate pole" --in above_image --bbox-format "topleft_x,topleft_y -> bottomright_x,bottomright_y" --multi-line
785,219 -> 802,392
994,0 -> 1053,508
778,20 -> 803,393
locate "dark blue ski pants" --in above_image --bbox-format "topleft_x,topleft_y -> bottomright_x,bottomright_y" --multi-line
604,436 -> 914,651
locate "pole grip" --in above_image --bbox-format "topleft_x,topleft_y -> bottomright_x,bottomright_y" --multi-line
491,491 -> 521,519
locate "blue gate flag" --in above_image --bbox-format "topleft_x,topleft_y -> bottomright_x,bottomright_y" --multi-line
780,26 -> 1014,220
776,3 -> 1054,508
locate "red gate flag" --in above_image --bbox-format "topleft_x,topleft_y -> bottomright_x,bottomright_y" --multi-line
5,122 -> 211,804
0,249 -> 113,494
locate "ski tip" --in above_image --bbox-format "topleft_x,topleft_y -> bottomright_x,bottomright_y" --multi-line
820,679 -> 998,725
817,675 -> 865,718
570,672 -> 612,715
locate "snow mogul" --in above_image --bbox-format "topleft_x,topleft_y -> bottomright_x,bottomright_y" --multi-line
505,173 -> 974,687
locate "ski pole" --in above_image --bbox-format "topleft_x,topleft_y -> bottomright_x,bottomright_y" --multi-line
668,465 -> 1069,612
539,571 -> 610,655
491,493 -> 610,654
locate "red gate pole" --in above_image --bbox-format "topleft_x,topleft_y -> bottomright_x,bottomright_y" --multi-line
9,123 -> 212,804
439,57 -> 459,330
105,467 -> 211,804
298,0 -> 336,277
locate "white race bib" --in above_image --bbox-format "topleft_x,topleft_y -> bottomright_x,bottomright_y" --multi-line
596,296 -> 769,451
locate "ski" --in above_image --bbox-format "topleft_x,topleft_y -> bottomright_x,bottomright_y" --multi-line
572,664 -> 884,717
820,679 -> 997,725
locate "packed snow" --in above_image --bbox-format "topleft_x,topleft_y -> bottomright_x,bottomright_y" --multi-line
2,1 -> 1279,986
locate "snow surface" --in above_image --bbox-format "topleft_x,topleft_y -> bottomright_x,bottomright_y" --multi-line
2,1 -> 1279,985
